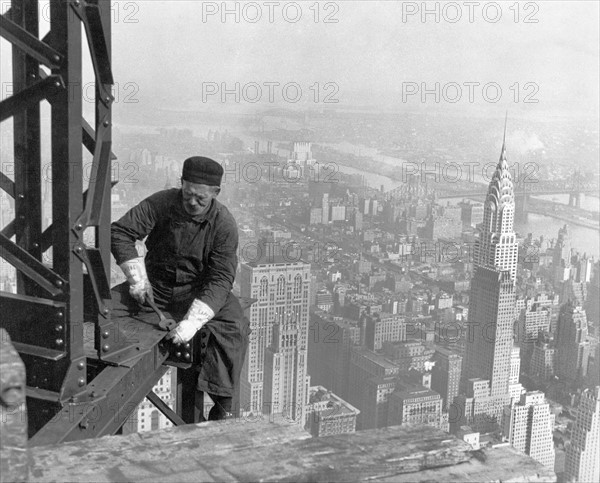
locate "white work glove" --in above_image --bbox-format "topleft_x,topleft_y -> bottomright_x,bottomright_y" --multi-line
167,299 -> 215,344
119,257 -> 153,305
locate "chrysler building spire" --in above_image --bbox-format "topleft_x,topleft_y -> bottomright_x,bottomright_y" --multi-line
473,117 -> 518,281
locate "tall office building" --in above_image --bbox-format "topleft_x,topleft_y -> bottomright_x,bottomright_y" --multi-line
264,311 -> 309,422
508,345 -> 524,404
529,331 -> 555,381
239,243 -> 312,419
364,313 -> 406,351
502,391 -> 555,469
517,300 -> 551,368
348,347 -> 400,430
555,302 -> 592,383
552,224 -> 572,285
322,193 -> 329,225
461,125 -> 518,430
308,310 -> 361,401
561,252 -> 593,306
565,386 -> 600,482
431,347 -> 462,411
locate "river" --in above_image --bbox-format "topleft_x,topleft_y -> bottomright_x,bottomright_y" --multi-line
531,193 -> 599,213
120,123 -> 599,258
440,196 -> 599,258
246,133 -> 600,258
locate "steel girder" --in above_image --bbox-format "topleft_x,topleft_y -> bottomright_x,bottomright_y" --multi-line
0,0 -> 177,443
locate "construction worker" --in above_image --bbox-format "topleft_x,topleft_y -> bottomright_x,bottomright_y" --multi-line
111,156 -> 248,422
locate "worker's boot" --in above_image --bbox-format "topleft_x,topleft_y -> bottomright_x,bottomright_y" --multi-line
208,394 -> 233,421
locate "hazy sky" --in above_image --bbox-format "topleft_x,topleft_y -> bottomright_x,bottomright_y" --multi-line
106,0 -> 599,115
0,1 -> 598,116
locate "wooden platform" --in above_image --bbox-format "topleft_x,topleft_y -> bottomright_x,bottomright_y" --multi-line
27,418 -> 556,482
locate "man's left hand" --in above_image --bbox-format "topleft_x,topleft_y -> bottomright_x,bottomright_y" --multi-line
167,319 -> 201,344
165,299 -> 215,344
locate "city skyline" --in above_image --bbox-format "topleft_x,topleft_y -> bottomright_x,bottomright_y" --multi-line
0,2 -> 598,481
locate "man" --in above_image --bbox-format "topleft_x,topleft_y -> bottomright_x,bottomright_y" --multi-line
111,156 -> 248,422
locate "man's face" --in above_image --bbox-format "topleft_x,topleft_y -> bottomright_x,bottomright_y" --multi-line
181,180 -> 219,216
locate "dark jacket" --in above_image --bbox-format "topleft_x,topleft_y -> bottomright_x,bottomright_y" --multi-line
111,189 -> 248,398
111,188 -> 238,315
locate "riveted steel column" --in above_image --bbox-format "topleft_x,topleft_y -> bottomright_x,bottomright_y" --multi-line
48,0 -> 86,400
11,0 -> 41,296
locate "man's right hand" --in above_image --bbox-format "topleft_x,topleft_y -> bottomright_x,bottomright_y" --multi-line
119,257 -> 153,305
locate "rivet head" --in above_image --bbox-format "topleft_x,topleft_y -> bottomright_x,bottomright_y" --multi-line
54,81 -> 60,87
102,308 -> 110,315
105,97 -> 110,103
78,378 -> 85,387
75,246 -> 83,254
57,311 -> 64,317
17,193 -> 25,199
103,120 -> 109,127
32,243 -> 39,248
55,281 -> 63,288
75,223 -> 83,230
77,362 -> 85,370
102,344 -> 110,352
55,338 -> 64,346
184,343 -> 190,349
53,55 -> 60,62
102,330 -> 109,339
184,353 -> 190,360
55,324 -> 64,332
175,352 -> 181,358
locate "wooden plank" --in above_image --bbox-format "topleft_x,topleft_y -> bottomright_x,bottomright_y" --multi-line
0,328 -> 28,483
387,446 -> 557,482
27,420 -> 554,483
28,416 -> 309,482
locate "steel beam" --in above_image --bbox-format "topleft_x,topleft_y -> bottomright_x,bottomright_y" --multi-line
0,75 -> 64,123
0,171 -> 15,198
29,325 -> 171,446
0,233 -> 66,296
146,390 -> 186,427
0,14 -> 62,68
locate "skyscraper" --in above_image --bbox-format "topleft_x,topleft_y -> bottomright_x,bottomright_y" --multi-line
529,331 -> 555,381
264,309 -> 309,422
555,302 -> 592,383
431,347 -> 462,411
552,224 -> 572,285
517,299 -> 551,368
565,386 -> 600,482
508,345 -> 525,404
502,391 -> 556,469
461,121 -> 518,430
322,193 -> 329,225
239,243 -> 312,418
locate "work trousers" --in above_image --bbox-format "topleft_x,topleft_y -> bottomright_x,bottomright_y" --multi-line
109,282 -> 248,421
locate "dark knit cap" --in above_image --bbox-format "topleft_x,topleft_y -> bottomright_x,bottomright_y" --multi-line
182,156 -> 223,186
